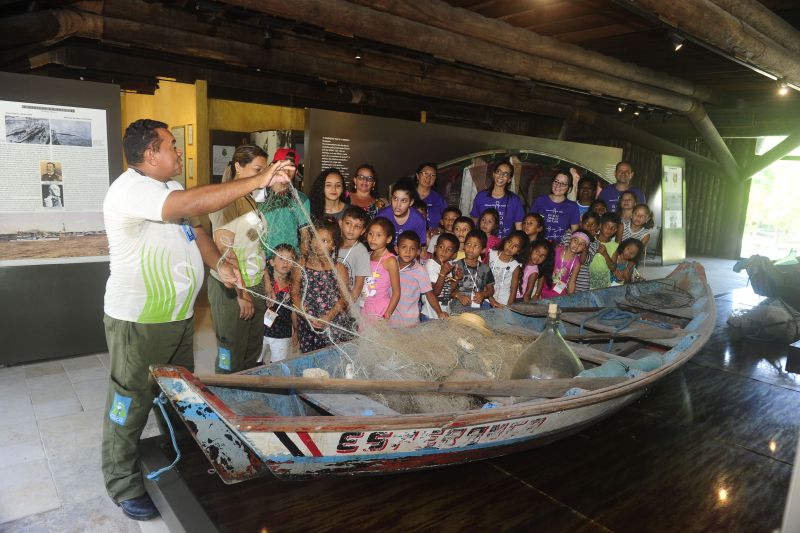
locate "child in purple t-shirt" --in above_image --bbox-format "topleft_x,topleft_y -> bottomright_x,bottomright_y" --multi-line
376,178 -> 428,247
469,162 -> 525,238
531,170 -> 580,242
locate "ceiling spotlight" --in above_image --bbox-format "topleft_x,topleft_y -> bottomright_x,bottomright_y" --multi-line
633,110 -> 640,116
778,78 -> 789,96
617,103 -> 626,113
354,50 -> 363,61
670,33 -> 685,52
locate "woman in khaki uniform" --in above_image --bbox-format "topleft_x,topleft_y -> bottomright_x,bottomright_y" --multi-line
208,145 -> 270,373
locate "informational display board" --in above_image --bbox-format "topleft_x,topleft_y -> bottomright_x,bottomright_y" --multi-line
661,155 -> 687,265
0,99 -> 111,266
0,72 -> 122,364
304,109 -> 622,197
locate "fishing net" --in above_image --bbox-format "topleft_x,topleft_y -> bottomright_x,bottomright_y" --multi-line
217,180 -> 531,415
332,315 -> 528,414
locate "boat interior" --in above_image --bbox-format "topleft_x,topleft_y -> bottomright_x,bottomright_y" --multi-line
201,263 -> 712,419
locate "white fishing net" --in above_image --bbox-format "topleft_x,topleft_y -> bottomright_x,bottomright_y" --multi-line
215,180 -> 532,414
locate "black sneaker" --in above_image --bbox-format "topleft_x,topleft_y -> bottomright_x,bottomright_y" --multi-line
118,494 -> 159,521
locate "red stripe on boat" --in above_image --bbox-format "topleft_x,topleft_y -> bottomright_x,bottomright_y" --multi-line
297,432 -> 323,457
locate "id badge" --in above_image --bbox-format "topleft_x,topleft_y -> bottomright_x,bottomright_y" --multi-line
553,279 -> 567,294
181,222 -> 195,241
470,292 -> 481,308
264,309 -> 278,327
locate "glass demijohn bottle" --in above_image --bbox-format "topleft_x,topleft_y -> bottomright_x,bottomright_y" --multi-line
510,303 -> 585,379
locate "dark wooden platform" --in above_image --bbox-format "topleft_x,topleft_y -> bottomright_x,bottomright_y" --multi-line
143,289 -> 799,532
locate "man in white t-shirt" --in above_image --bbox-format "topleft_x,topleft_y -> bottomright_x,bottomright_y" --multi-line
101,119 -> 293,521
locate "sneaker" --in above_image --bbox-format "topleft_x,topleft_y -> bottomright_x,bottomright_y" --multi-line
119,494 -> 159,521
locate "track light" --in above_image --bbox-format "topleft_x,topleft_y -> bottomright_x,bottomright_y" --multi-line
670,33 -> 685,52
617,103 -> 626,113
778,78 -> 789,96
354,50 -> 363,61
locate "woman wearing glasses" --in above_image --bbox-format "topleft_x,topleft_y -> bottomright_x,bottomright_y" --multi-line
469,161 -> 525,239
349,163 -> 384,219
531,168 -> 581,242
415,162 -> 448,232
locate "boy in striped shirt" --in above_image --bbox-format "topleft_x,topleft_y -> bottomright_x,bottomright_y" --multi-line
390,231 -> 447,327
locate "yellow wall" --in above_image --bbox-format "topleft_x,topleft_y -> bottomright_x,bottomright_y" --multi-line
208,99 -> 304,132
120,80 -> 203,187
120,82 -> 302,188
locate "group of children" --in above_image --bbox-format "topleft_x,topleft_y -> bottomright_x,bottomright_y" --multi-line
259,176 -> 654,363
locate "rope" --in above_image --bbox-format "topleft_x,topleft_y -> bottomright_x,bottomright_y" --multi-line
145,394 -> 181,482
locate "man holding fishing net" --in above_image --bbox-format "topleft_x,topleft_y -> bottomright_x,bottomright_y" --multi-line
101,119 -> 294,521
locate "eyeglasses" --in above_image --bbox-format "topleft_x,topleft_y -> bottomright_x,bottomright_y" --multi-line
494,170 -> 511,178
553,181 -> 570,188
356,175 -> 375,181
418,171 -> 436,178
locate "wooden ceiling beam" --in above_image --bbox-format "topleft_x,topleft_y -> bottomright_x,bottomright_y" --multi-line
342,0 -> 716,103
570,107 -> 724,175
624,0 -> 800,89
708,0 -> 800,56
28,45 -> 510,126
207,0 -> 708,112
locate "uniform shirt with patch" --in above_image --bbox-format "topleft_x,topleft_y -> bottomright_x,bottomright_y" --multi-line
209,196 -> 266,288
103,169 -> 204,324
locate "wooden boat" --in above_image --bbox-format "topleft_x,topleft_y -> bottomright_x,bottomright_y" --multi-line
151,261 -> 714,482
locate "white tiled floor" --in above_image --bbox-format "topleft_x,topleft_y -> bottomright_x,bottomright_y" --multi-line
0,256 -> 751,531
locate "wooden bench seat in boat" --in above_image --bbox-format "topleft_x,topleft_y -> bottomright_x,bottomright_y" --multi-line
300,392 -> 399,416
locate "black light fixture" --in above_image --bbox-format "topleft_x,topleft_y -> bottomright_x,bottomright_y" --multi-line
617,103 -> 627,113
670,33 -> 685,52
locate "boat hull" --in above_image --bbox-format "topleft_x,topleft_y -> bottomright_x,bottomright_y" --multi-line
156,370 -> 642,480
151,261 -> 713,482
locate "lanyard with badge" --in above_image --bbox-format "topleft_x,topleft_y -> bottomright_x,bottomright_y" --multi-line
265,282 -> 289,328
553,249 -> 577,294
462,261 -> 481,308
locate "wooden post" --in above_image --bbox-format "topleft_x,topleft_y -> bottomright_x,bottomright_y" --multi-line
686,105 -> 741,182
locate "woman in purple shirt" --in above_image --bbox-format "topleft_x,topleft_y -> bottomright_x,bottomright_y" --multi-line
531,169 -> 581,242
415,162 -> 448,232
469,161 -> 525,238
